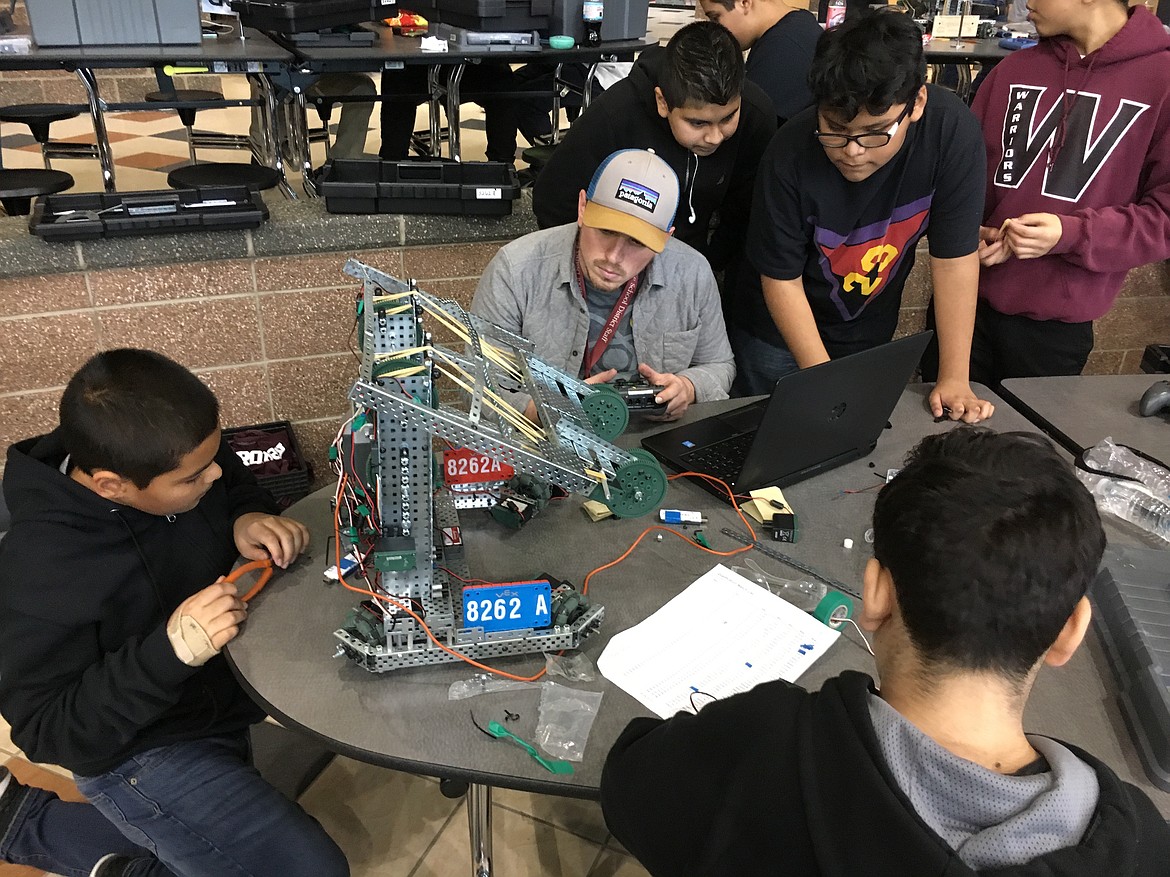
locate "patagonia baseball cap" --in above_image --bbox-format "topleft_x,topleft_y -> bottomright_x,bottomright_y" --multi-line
581,149 -> 679,253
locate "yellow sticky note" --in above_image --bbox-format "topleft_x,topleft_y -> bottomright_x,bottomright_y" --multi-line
739,486 -> 792,523
582,500 -> 614,522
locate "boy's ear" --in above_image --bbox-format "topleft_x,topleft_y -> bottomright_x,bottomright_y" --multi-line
1043,596 -> 1092,668
859,557 -> 894,633
909,85 -> 928,123
654,86 -> 670,120
86,469 -> 136,503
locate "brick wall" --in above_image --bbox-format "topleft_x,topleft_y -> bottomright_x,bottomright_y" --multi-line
0,1 -> 223,105
0,241 -> 503,483
3,241 -> 1169,485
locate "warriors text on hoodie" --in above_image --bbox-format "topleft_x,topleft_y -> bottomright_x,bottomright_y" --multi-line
973,6 -> 1170,323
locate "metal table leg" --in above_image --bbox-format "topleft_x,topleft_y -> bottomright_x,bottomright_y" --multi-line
251,73 -> 297,201
467,782 -> 493,877
75,68 -> 116,192
428,65 -> 444,158
446,62 -> 467,162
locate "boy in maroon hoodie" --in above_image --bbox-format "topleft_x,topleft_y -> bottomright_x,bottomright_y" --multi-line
972,0 -> 1170,382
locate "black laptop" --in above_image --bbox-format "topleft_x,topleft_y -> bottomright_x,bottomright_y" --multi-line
641,331 -> 933,498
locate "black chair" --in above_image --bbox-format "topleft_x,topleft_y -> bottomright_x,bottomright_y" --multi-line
0,103 -> 99,168
147,88 -> 280,193
145,88 -> 245,166
0,167 -> 73,216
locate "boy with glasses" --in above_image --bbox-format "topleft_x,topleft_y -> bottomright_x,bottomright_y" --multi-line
731,9 -> 993,423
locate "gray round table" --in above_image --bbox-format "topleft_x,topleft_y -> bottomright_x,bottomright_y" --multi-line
226,383 -> 1170,876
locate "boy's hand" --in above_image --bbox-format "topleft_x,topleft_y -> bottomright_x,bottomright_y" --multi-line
167,578 -> 247,666
638,363 -> 695,420
1002,213 -> 1062,259
929,379 -> 995,424
233,512 -> 309,569
977,225 -> 1012,267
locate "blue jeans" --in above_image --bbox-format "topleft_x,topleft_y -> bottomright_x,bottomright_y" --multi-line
5,733 -> 347,877
729,324 -> 799,397
0,778 -> 158,877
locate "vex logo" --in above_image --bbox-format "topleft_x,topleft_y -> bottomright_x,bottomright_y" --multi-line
995,85 -> 1148,202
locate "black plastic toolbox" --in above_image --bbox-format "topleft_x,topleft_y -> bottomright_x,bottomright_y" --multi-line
414,0 -> 551,31
223,421 -> 313,510
228,0 -> 397,33
29,187 -> 269,242
319,159 -> 521,215
1093,545 -> 1170,791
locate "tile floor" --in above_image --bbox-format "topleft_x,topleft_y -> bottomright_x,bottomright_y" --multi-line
0,710 -> 649,877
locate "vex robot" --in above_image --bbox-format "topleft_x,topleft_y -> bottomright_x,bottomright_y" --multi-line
332,260 -> 667,672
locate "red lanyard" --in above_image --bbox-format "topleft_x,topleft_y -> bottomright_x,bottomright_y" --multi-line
575,245 -> 641,376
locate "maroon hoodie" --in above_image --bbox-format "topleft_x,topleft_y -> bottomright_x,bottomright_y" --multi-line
973,7 -> 1170,322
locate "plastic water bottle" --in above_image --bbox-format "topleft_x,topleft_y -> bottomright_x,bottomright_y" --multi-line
583,0 -> 603,46
1090,479 -> 1170,544
826,0 -> 846,28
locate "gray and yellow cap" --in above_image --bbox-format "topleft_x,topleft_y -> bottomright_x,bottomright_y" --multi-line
581,149 -> 679,253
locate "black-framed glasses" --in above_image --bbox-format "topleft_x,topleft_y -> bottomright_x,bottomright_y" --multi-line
815,103 -> 913,149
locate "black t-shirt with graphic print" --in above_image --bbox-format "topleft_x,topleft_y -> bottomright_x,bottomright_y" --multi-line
738,85 -> 985,358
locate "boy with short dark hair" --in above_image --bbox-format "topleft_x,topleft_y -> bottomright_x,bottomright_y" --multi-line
0,349 -> 347,877
971,0 -> 1170,382
697,0 -> 823,125
734,9 -> 992,424
601,427 -> 1170,875
532,20 -> 776,269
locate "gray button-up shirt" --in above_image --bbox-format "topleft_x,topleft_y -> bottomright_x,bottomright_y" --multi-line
471,223 -> 735,413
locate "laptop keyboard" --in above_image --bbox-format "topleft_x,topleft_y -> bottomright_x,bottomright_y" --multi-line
681,432 -> 754,480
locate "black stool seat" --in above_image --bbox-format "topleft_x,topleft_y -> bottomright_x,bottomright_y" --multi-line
0,168 -> 73,215
0,103 -> 82,143
167,162 -> 280,191
146,89 -> 225,129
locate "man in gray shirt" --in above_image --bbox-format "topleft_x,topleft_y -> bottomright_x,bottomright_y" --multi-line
472,149 -> 734,422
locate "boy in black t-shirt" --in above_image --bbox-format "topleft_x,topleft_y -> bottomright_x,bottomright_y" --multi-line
697,0 -> 823,125
735,9 -> 993,423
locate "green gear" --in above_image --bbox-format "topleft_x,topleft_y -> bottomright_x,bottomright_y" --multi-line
604,448 -> 668,518
581,384 -> 629,442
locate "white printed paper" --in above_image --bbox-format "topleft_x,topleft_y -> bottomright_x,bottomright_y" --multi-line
598,565 -> 839,719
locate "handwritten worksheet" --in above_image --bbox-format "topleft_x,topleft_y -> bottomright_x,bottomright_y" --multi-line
597,564 -> 840,718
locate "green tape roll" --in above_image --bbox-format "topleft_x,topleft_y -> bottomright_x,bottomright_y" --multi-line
812,592 -> 852,629
549,35 -> 575,48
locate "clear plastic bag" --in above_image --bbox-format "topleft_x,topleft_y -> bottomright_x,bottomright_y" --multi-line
448,674 -> 538,700
1078,438 -> 1170,544
544,651 -> 598,682
535,681 -> 603,762
730,559 -> 826,611
1082,437 -> 1170,497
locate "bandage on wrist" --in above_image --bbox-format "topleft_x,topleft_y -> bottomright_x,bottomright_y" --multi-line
166,613 -> 218,666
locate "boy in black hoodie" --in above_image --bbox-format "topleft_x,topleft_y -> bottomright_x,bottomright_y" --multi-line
532,21 -> 776,271
602,427 -> 1170,876
0,349 -> 347,877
